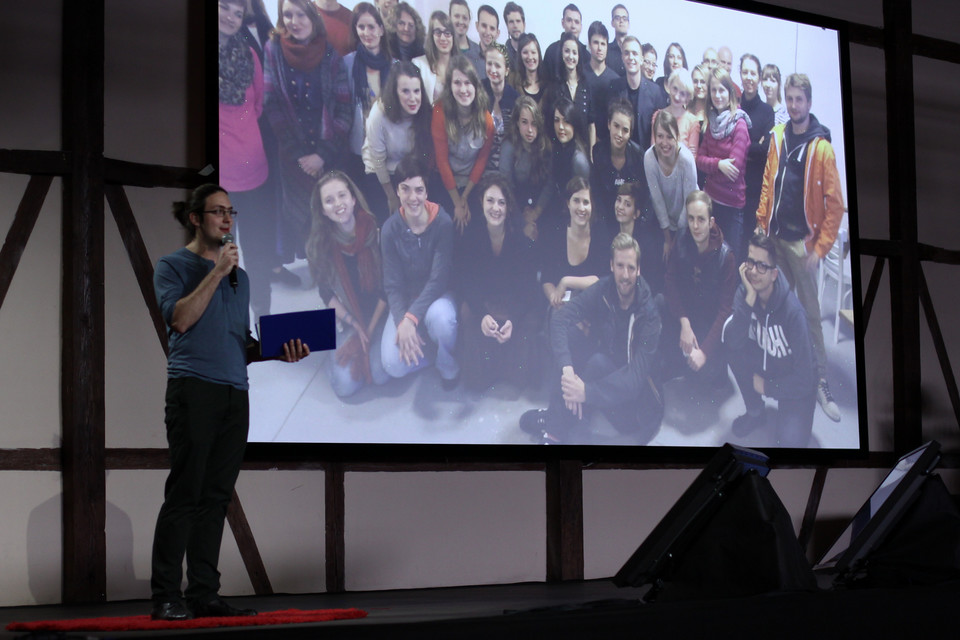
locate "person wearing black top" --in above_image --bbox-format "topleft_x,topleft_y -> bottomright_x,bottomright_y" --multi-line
455,175 -> 540,390
738,53 -> 774,253
596,35 -> 666,152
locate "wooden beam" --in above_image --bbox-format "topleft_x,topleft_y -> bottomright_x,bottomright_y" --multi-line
325,463 -> 346,593
226,490 -> 273,595
797,467 -> 829,555
104,184 -> 169,355
0,449 -> 61,471
884,0 -> 923,454
862,257 -> 886,331
0,176 -> 52,308
0,150 -> 71,176
545,459 -> 583,581
917,268 -> 960,432
60,0 -> 106,604
103,158 -> 210,190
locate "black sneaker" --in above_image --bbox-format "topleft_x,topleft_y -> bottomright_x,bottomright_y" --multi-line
731,410 -> 764,437
188,596 -> 257,618
441,372 -> 460,391
519,409 -> 550,435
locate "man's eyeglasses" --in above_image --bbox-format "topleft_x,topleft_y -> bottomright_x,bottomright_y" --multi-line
204,207 -> 238,218
612,15 -> 629,23
744,257 -> 774,274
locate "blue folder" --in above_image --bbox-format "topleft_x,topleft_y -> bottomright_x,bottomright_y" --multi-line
258,308 -> 336,359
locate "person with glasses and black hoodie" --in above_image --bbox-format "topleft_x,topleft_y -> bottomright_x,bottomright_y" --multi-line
722,233 -> 816,448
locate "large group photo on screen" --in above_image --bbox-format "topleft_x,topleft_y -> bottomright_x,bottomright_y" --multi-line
216,0 -> 863,449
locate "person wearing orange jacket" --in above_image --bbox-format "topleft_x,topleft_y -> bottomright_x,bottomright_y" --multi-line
755,73 -> 843,423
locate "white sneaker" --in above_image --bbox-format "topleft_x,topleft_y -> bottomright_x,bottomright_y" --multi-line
817,379 -> 841,422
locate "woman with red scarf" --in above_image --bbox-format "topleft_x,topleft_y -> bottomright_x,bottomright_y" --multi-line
306,171 -> 389,397
263,0 -> 352,261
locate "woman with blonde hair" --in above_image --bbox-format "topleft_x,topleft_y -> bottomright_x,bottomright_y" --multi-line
306,170 -> 388,397
762,63 -> 788,126
687,63 -> 710,131
651,69 -> 700,157
695,67 -> 750,258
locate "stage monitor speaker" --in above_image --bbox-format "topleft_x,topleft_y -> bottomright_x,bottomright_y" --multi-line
814,440 -> 960,587
613,443 -> 815,602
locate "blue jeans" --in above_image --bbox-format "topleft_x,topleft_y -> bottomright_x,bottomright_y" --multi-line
327,321 -> 390,397
381,294 -> 459,380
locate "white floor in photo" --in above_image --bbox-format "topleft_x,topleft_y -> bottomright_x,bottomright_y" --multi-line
245,257 -> 861,449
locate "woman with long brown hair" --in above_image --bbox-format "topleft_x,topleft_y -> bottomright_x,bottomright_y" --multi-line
362,61 -> 434,220
306,170 -> 388,397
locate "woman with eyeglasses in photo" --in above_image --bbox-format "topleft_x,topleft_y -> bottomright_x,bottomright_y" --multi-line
695,67 -> 750,260
455,175 -> 540,391
431,55 -> 494,234
263,0 -> 352,261
343,3 -> 395,186
413,10 -> 455,104
499,95 -> 553,242
306,171 -> 389,397
361,61 -> 434,221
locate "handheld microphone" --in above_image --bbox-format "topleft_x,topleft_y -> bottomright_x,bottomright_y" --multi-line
221,233 -> 238,292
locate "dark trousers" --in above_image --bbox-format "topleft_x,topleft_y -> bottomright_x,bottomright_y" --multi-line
727,345 -> 816,448
660,313 -> 727,384
232,179 -> 279,315
546,334 -> 646,439
150,377 -> 249,603
711,202 -> 743,262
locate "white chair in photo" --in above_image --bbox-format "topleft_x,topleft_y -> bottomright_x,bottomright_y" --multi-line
818,225 -> 852,344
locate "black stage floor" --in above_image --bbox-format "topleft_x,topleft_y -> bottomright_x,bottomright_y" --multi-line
2,578 -> 958,639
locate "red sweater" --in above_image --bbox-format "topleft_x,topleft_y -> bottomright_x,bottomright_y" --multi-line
696,116 -> 749,209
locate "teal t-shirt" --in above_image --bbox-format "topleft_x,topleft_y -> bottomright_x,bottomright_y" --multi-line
154,247 -> 251,389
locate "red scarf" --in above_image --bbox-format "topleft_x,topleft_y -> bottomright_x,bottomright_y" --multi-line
332,209 -> 381,383
279,32 -> 327,71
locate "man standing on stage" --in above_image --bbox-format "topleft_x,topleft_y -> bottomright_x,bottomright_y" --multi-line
150,184 -> 309,621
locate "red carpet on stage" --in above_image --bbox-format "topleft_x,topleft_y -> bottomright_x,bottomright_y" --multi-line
6,607 -> 368,632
